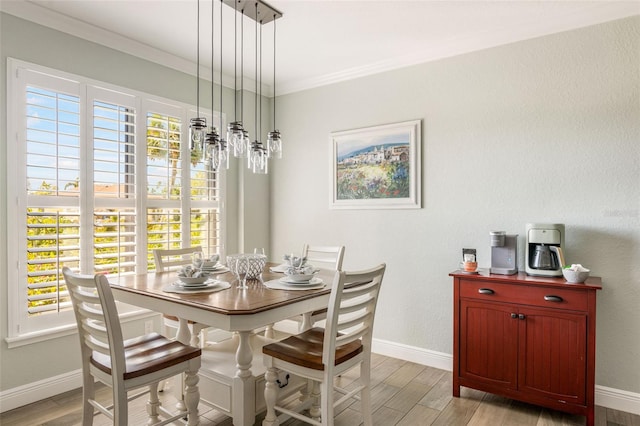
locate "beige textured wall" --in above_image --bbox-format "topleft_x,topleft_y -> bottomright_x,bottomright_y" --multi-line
270,16 -> 640,393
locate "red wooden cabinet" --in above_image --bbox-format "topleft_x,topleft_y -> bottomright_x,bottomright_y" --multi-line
451,272 -> 601,425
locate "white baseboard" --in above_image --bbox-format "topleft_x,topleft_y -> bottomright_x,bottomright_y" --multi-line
0,369 -> 82,413
595,385 -> 640,415
372,337 -> 453,372
371,337 -> 640,416
2,338 -> 638,416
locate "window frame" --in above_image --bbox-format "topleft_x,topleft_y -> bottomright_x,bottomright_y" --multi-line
6,58 -> 226,345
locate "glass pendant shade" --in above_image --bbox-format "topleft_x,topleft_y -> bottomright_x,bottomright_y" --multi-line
189,117 -> 207,160
249,141 -> 268,174
218,139 -> 230,170
228,122 -> 248,158
267,130 -> 282,159
204,127 -> 220,169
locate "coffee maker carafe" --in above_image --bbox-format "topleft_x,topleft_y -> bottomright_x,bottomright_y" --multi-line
525,223 -> 566,277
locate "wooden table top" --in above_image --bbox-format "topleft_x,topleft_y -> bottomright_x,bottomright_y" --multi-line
109,263 -> 337,316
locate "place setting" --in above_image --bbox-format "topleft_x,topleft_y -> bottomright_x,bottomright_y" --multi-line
264,254 -> 324,290
197,253 -> 230,274
162,256 -> 231,294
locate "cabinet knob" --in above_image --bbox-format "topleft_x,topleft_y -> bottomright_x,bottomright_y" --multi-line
518,313 -> 526,320
511,313 -> 518,319
478,288 -> 494,295
544,295 -> 564,303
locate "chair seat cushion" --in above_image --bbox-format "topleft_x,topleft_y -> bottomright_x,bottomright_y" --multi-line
91,332 -> 201,380
262,327 -> 362,371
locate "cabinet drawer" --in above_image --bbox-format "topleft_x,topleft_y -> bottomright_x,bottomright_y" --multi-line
460,280 -> 588,311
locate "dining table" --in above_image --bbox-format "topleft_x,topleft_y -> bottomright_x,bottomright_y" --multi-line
109,263 -> 337,426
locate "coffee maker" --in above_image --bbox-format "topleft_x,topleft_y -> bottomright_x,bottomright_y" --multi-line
525,223 -> 566,277
490,231 -> 518,275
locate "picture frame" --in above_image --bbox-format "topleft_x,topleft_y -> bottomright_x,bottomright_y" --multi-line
330,119 -> 421,209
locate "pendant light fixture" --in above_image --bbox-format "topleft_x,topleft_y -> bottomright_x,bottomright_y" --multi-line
204,0 -> 221,170
228,1 -> 246,158
191,0 -> 282,174
217,0 -> 229,170
267,13 -> 282,159
250,2 -> 268,174
189,0 -> 207,164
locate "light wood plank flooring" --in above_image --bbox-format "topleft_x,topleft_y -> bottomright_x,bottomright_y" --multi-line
1,353 -> 638,426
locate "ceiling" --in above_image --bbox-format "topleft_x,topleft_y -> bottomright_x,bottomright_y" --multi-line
3,0 -> 639,95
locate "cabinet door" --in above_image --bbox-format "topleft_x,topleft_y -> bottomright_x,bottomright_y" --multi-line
460,300 -> 519,389
518,307 -> 587,405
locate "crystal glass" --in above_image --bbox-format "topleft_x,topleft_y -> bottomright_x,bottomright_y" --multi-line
227,254 -> 249,289
236,255 -> 249,289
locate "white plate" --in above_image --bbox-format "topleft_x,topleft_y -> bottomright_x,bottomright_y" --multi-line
280,277 -> 323,286
201,263 -> 225,271
172,279 -> 217,289
269,264 -> 288,273
264,279 -> 325,291
164,280 -> 231,294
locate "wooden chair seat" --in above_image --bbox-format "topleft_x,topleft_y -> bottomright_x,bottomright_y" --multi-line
262,327 -> 362,371
91,332 -> 201,380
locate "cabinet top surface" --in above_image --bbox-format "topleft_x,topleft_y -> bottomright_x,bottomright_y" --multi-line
449,270 -> 602,290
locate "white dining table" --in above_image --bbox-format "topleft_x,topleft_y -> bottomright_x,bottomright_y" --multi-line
109,265 -> 336,426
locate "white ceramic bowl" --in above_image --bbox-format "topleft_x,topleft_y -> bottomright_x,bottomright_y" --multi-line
178,275 -> 210,285
285,272 -> 316,282
202,255 -> 220,268
562,268 -> 590,283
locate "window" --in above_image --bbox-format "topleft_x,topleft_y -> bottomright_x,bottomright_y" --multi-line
6,59 -> 225,339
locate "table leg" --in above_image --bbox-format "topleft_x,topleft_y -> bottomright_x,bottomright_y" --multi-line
176,318 -> 191,345
301,312 -> 312,332
232,331 -> 256,426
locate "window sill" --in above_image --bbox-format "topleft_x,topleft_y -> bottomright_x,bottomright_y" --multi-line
5,309 -> 158,349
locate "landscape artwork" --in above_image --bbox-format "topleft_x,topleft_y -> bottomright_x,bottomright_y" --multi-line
330,120 -> 421,209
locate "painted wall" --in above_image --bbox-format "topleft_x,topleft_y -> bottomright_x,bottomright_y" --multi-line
0,13 -> 268,393
270,16 -> 640,393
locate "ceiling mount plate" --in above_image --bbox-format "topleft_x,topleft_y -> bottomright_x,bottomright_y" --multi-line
222,0 -> 283,24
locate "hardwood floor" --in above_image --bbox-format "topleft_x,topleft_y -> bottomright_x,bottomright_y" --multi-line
1,353 -> 638,426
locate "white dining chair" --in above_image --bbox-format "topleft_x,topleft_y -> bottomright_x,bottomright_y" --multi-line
262,263 -> 386,426
295,244 -> 345,330
302,244 -> 345,271
62,267 -> 201,426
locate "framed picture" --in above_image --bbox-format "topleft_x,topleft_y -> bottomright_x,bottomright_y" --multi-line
330,119 -> 421,209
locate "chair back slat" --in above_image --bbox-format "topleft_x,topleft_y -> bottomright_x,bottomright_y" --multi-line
63,267 -> 126,379
302,244 -> 345,271
322,264 -> 385,369
338,297 -> 373,316
86,336 -> 111,356
77,303 -> 106,322
153,247 -> 202,272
